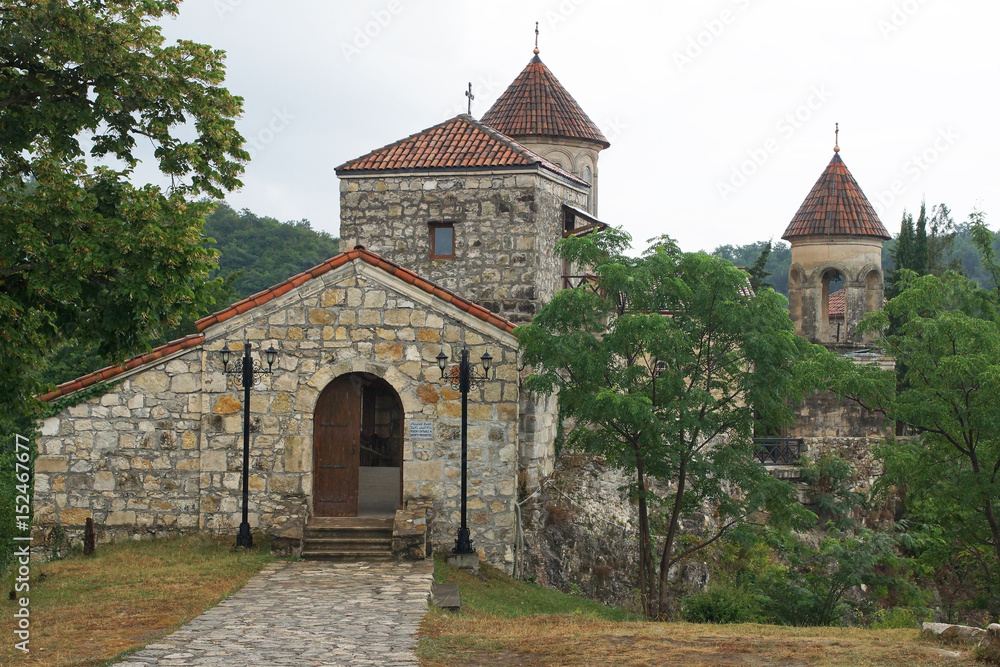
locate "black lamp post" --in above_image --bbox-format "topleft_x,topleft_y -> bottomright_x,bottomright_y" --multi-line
436,348 -> 493,555
220,340 -> 278,548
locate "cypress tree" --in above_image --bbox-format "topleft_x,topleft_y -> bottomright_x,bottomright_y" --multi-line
914,200 -> 929,275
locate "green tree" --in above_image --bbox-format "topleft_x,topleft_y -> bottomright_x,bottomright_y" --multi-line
913,200 -> 929,276
518,228 -> 816,618
886,212 -> 915,299
855,269 -> 1000,611
711,240 -> 791,296
747,240 -> 772,293
0,0 -> 247,421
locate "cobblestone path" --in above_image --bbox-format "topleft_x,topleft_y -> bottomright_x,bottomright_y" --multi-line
116,560 -> 434,667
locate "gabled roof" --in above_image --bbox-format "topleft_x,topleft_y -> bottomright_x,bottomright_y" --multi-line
335,114 -> 587,186
40,248 -> 516,402
782,152 -> 890,240
480,55 -> 610,149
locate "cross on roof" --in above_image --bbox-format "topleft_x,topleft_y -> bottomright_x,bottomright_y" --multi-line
465,82 -> 474,115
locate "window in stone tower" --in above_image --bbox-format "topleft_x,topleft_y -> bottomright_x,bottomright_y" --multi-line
429,222 -> 455,259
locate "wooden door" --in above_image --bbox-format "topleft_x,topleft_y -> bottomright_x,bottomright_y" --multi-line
313,375 -> 360,516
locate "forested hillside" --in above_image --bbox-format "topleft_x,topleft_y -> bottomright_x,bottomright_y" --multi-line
204,203 -> 341,296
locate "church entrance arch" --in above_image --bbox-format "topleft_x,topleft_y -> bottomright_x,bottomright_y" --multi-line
312,373 -> 403,517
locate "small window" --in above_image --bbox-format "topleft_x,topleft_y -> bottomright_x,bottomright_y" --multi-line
430,223 -> 455,259
564,210 -> 575,232
583,166 -> 592,184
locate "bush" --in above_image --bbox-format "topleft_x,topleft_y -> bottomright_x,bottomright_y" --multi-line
869,606 -> 927,629
682,583 -> 762,624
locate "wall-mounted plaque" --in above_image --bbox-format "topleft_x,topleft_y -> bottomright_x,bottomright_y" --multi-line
409,421 -> 434,440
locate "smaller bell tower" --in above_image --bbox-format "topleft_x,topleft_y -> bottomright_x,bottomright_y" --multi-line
479,26 -> 609,214
783,130 -> 890,347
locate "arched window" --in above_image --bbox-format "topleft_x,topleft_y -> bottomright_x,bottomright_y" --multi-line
583,166 -> 592,184
822,268 -> 845,342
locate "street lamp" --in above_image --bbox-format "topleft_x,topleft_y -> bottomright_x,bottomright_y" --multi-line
220,340 -> 278,548
436,348 -> 493,555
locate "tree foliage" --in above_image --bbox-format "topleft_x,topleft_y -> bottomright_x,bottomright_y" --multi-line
711,239 -> 790,296
852,269 -> 1000,612
518,228 -> 818,618
0,0 -> 247,421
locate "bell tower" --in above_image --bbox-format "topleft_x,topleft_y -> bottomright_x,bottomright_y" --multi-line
783,132 -> 890,347
480,28 -> 609,214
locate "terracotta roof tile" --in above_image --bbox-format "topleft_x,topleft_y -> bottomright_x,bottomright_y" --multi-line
335,114 -> 587,186
481,55 -> 609,148
41,250 -> 517,403
38,333 -> 205,402
782,153 -> 890,240
828,289 -> 846,318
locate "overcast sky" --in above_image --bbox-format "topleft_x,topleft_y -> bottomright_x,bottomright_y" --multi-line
151,0 -> 998,254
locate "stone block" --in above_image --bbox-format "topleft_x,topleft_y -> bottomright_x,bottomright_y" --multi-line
309,308 -> 335,325
270,474 -> 300,494
364,290 -> 387,308
132,370 -> 169,394
94,471 -> 115,491
171,374 -> 199,393
40,418 -> 60,436
201,450 -> 227,472
406,460 -> 443,482
106,510 -> 136,525
213,395 -> 242,414
58,508 -> 92,525
445,551 -> 479,573
35,456 -> 68,473
284,436 -> 310,472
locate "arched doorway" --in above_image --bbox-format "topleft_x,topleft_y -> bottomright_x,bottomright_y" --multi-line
313,373 -> 403,517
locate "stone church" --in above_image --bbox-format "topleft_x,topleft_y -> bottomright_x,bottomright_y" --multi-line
33,46 -> 611,567
33,44 -> 890,567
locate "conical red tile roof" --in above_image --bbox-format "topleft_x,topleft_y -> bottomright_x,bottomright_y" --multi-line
782,153 -> 889,240
480,55 -> 609,148
335,114 -> 586,185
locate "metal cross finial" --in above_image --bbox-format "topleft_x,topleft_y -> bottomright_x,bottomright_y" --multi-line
834,122 -> 840,153
465,82 -> 474,115
534,21 -> 540,55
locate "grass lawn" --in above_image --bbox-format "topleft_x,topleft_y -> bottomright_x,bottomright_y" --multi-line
418,557 -> 972,666
0,534 -> 274,666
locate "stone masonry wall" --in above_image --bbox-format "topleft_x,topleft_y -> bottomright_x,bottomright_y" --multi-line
34,261 -> 521,567
338,170 -> 589,325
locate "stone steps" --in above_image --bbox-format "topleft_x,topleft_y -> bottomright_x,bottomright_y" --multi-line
302,516 -> 394,561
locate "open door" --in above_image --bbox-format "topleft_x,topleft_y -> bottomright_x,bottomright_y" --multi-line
312,373 -> 403,517
313,375 -> 360,516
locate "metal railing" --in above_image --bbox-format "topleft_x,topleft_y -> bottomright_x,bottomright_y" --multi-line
753,438 -> 804,465
561,274 -> 601,291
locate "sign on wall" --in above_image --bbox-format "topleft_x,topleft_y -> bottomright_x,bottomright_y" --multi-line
409,421 -> 434,440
